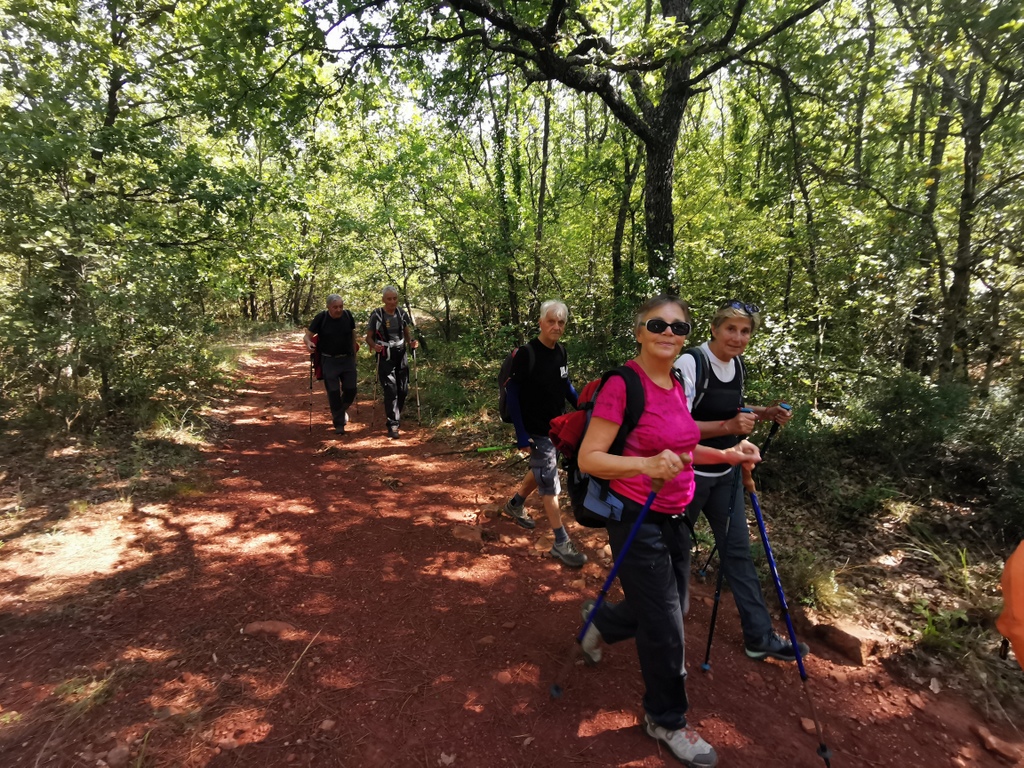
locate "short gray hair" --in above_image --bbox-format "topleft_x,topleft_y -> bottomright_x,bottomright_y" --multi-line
382,285 -> 399,298
326,293 -> 343,307
539,300 -> 568,322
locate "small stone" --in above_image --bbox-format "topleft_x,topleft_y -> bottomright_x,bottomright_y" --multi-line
106,744 -> 130,767
478,636 -> 495,645
319,720 -> 335,731
800,718 -> 817,735
744,671 -> 766,690
496,670 -> 512,684
502,621 -> 516,630
907,693 -> 926,711
970,724 -> 1023,762
216,738 -> 238,750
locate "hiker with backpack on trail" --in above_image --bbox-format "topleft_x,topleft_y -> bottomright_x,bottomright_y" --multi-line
305,294 -> 361,435
501,300 -> 588,568
366,285 -> 418,440
674,299 -> 809,663
575,295 -> 760,768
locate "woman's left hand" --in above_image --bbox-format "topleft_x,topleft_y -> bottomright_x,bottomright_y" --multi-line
764,405 -> 794,426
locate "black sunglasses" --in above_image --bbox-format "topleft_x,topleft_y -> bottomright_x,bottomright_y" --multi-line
724,299 -> 760,315
645,318 -> 692,336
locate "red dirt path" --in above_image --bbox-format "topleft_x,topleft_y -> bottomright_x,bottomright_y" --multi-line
2,338 -> 1022,767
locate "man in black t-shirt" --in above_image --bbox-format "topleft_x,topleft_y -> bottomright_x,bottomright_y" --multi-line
503,300 -> 586,568
305,294 -> 360,434
366,285 -> 419,439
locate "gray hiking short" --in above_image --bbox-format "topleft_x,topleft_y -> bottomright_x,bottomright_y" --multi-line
529,435 -> 561,497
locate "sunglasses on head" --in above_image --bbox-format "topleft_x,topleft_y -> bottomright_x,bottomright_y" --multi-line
724,299 -> 759,315
645,318 -> 692,336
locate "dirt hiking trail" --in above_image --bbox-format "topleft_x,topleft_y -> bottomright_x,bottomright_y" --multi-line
2,337 -> 1022,767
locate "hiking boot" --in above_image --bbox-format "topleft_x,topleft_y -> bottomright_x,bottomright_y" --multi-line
333,411 -> 349,434
387,425 -> 399,439
503,498 -> 535,529
551,538 -> 587,568
744,630 -> 810,662
644,714 -> 717,767
579,599 -> 602,664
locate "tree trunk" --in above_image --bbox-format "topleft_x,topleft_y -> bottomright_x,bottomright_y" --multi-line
643,137 -> 678,292
612,138 -> 642,304
937,69 -> 988,380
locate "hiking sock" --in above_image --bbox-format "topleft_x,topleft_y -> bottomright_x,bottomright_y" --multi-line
553,526 -> 568,544
511,493 -> 525,507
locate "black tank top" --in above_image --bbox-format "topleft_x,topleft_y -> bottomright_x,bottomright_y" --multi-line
691,358 -> 743,474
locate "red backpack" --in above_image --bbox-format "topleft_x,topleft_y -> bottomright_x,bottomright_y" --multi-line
549,366 -> 647,527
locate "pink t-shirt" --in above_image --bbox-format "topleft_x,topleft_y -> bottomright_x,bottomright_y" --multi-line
590,360 -> 701,515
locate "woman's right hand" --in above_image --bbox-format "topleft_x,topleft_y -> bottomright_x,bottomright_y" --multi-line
724,440 -> 761,468
643,450 -> 692,482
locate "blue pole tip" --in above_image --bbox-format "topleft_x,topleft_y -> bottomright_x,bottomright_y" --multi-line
549,684 -> 563,699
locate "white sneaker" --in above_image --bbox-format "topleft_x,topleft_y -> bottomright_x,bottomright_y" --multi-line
643,714 -> 718,767
579,600 -> 602,664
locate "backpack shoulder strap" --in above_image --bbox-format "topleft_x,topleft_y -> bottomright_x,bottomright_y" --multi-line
310,310 -> 326,334
686,347 -> 711,410
605,365 -> 645,456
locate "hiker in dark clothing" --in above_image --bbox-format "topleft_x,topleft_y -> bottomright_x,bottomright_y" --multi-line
502,300 -> 586,568
305,294 -> 360,434
366,285 -> 418,439
674,299 -> 806,662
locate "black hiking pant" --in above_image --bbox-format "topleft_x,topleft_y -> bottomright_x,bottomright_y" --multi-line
376,352 -> 409,428
322,354 -> 357,429
589,494 -> 692,729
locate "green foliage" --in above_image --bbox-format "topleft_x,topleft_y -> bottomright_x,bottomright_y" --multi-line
914,601 -> 971,654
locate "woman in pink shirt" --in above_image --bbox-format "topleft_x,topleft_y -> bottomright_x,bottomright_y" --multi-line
577,295 -> 759,768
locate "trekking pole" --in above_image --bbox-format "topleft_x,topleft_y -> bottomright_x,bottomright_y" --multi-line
550,480 -> 663,700
700,468 -> 740,672
308,354 -> 314,434
696,404 -> 790,580
427,445 -> 508,458
747,468 -> 832,767
412,346 -> 421,421
696,405 -> 790,671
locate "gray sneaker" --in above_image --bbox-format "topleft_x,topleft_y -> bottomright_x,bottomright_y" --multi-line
550,538 -> 587,568
503,498 -> 535,529
579,600 -> 602,664
643,714 -> 718,767
744,630 -> 810,662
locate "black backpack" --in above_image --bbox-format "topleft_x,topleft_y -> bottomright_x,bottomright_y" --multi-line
683,346 -> 744,410
497,342 -> 566,424
562,366 -> 650,528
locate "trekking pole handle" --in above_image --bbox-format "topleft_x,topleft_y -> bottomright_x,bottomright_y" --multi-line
759,402 -> 791,462
742,463 -> 756,493
765,402 -> 792,437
